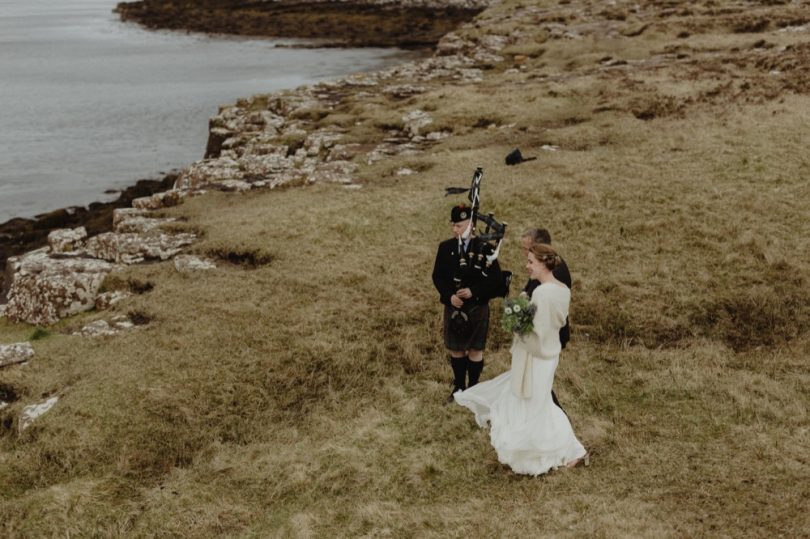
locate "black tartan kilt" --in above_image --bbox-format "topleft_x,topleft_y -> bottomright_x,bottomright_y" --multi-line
443,304 -> 490,351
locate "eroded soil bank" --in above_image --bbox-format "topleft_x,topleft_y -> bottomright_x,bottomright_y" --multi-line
114,0 -> 487,48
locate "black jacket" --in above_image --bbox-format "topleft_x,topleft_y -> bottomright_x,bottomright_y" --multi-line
432,237 -> 503,307
524,257 -> 572,349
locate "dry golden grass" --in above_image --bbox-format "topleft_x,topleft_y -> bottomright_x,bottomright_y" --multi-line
2,0 -> 810,536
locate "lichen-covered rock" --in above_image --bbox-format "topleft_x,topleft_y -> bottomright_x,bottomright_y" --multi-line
426,130 -> 451,141
73,315 -> 138,337
458,68 -> 484,83
48,227 -> 87,254
4,251 -> 116,326
115,215 -> 178,234
132,189 -> 187,210
95,290 -> 132,311
19,396 -> 59,431
383,84 -> 427,98
111,315 -> 135,330
85,232 -> 196,265
305,129 -> 343,157
203,179 -> 251,192
238,153 -> 294,178
367,141 -> 423,164
435,32 -> 468,56
174,158 -> 243,191
174,254 -> 217,272
112,208 -> 149,230
327,143 -> 363,162
309,161 -> 359,184
0,342 -> 34,368
73,319 -> 118,337
402,110 -> 434,137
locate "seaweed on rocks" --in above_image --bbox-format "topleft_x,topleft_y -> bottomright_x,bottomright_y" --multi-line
114,0 -> 487,49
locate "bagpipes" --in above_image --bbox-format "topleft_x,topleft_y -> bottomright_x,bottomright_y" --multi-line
445,167 -> 512,298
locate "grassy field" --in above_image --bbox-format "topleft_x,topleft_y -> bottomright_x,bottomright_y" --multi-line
2,0 -> 809,536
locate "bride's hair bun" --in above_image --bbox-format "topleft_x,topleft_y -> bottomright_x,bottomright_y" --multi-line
529,243 -> 560,270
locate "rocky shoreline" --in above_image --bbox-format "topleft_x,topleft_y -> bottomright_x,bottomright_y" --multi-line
0,0 -> 490,306
115,0 -> 489,48
0,0 -> 498,326
0,173 -> 176,295
0,27 -> 504,324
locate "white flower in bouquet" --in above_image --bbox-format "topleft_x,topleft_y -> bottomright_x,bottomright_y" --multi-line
501,295 -> 536,336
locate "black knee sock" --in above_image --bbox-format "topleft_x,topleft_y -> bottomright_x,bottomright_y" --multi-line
450,356 -> 468,392
467,357 -> 484,387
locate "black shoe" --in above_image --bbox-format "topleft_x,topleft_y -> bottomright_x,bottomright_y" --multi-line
445,386 -> 464,405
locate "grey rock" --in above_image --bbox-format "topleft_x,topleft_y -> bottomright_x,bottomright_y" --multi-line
132,189 -> 187,210
19,396 -> 59,431
73,319 -> 118,337
95,290 -> 132,311
174,255 -> 217,272
73,315 -> 139,337
112,208 -> 149,230
426,131 -> 451,141
210,179 -> 253,192
382,84 -> 427,97
48,227 -> 87,254
0,342 -> 34,368
305,129 -> 343,157
309,161 -> 359,185
85,232 -> 196,265
115,215 -> 178,234
175,158 -> 243,191
4,251 -> 116,326
327,143 -> 362,162
402,110 -> 434,137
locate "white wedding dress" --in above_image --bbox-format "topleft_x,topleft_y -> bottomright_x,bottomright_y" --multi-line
454,283 -> 586,476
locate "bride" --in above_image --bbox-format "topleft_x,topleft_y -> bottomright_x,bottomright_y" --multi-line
454,243 -> 588,476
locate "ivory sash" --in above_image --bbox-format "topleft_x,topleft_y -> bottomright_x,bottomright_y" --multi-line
510,341 -> 533,399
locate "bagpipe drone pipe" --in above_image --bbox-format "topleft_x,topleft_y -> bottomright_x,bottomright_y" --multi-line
445,167 -> 512,297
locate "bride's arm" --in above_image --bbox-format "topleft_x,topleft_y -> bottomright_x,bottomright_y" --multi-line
517,291 -> 548,357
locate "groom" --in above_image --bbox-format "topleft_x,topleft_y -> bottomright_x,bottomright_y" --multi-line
521,227 -> 571,412
432,204 -> 503,403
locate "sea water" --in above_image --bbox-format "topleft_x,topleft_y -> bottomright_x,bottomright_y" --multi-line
0,0 -> 410,221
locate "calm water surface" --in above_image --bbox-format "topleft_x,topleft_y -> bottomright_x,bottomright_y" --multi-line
0,0 -> 411,221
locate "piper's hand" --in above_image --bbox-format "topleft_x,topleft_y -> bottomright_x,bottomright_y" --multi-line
457,288 -> 473,299
450,294 -> 464,308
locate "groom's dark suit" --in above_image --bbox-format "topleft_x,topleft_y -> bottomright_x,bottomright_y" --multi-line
524,256 -> 571,414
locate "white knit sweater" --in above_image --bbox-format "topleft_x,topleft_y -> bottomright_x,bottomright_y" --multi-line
510,282 -> 570,398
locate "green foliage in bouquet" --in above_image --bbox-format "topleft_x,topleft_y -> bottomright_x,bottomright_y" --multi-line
501,293 -> 536,336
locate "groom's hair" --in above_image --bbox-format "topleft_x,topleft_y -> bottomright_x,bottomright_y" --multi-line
521,227 -> 552,245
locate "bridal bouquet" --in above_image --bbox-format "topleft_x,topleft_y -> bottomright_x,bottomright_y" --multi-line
501,293 -> 536,336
